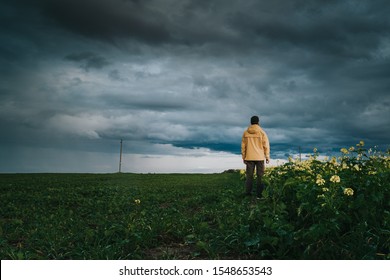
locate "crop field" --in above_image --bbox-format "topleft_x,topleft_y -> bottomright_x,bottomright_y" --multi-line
0,142 -> 389,260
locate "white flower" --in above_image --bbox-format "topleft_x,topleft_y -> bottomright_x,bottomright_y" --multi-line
330,175 -> 341,183
343,188 -> 354,196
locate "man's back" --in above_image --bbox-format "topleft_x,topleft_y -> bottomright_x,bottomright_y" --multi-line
241,124 -> 270,161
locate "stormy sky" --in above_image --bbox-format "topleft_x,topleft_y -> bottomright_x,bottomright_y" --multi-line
1,0 -> 389,173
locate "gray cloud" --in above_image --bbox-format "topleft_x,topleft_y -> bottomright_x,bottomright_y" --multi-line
37,0 -> 172,44
65,52 -> 110,71
0,0 -> 389,172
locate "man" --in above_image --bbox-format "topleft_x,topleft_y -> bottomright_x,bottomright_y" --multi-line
241,115 -> 270,198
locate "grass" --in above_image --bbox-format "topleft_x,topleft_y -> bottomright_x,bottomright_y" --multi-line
0,172 -> 251,259
1,145 -> 389,260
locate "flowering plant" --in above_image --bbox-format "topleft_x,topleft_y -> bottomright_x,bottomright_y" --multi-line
242,141 -> 390,259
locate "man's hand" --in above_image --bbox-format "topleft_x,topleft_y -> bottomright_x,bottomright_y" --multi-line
266,159 -> 270,164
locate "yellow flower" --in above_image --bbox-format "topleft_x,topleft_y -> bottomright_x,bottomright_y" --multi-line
134,199 -> 141,205
316,178 -> 326,186
313,148 -> 318,153
322,187 -> 329,192
340,148 -> 349,154
330,175 -> 341,183
330,157 -> 338,165
343,188 -> 354,196
316,174 -> 325,186
357,140 -> 365,147
353,164 -> 360,171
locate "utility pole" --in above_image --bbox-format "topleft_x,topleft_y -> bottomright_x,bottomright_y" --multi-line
299,146 -> 302,162
119,139 -> 123,173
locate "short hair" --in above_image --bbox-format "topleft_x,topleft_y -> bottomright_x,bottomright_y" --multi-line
250,115 -> 259,124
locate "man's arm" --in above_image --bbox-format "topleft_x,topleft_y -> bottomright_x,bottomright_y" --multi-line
241,134 -> 247,164
263,132 -> 270,164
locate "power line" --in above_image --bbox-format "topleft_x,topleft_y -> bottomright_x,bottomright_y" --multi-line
119,139 -> 123,173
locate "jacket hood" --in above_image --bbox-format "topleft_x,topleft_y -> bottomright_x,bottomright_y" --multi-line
247,124 -> 261,134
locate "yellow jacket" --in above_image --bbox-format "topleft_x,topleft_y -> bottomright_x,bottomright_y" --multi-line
241,124 -> 270,161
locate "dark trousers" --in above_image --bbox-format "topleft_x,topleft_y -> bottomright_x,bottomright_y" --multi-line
245,160 -> 265,197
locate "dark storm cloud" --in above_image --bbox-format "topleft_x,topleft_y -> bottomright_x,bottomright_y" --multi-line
5,0 -> 390,58
40,0 -> 172,44
1,0 -> 390,172
64,52 -> 110,71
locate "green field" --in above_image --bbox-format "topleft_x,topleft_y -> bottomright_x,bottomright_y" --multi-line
1,144 -> 389,259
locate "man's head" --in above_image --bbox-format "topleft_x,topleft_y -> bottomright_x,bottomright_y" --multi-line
250,115 -> 259,125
